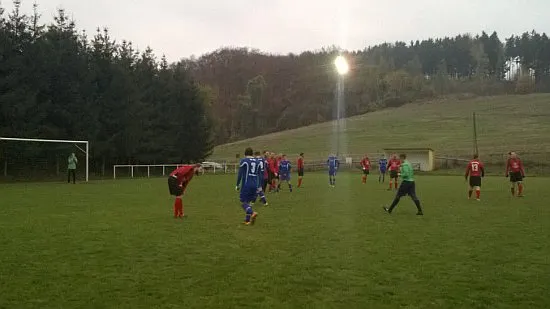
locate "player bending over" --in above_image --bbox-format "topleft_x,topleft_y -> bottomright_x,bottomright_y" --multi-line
361,154 -> 371,184
168,164 -> 201,218
254,151 -> 269,206
236,147 -> 259,225
383,154 -> 423,215
297,153 -> 305,188
378,154 -> 388,183
278,155 -> 293,192
387,154 -> 401,190
465,154 -> 485,201
327,155 -> 339,187
506,152 -> 525,197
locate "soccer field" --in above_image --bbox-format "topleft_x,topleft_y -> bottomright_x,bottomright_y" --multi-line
1,174 -> 549,308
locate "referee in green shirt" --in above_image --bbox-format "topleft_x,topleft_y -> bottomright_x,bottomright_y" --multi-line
383,153 -> 424,215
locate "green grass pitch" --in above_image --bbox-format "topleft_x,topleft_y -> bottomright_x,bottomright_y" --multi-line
1,173 -> 549,308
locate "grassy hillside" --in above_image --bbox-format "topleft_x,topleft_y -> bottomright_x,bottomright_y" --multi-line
212,94 -> 550,162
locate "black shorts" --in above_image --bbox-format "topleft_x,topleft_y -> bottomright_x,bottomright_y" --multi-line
469,176 -> 482,187
397,181 -> 418,198
168,176 -> 183,196
509,172 -> 523,183
363,169 -> 370,175
298,168 -> 304,177
390,170 -> 398,179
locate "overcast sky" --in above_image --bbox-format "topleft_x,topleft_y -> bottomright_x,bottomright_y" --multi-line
2,0 -> 549,61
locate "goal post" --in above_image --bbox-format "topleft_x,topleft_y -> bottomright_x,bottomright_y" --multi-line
0,137 -> 89,182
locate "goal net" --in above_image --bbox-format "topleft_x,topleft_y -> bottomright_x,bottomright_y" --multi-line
0,137 -> 89,182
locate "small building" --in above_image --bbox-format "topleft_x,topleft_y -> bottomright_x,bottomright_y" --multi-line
383,148 -> 435,172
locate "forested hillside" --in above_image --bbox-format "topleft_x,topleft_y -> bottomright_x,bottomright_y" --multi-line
1,0 -> 549,177
188,32 -> 550,144
0,1 -> 212,173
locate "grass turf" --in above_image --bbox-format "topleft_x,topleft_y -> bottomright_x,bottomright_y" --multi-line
0,173 -> 549,308
212,94 -> 550,162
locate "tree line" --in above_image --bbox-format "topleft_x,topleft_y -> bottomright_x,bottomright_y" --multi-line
0,1 -> 213,177
187,31 -> 550,144
2,0 -> 550,179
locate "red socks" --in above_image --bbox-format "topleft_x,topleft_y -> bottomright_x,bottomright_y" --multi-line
174,198 -> 183,217
389,181 -> 393,189
518,184 -> 524,195
362,176 -> 367,183
511,185 -> 524,196
476,190 -> 480,199
394,181 -> 398,189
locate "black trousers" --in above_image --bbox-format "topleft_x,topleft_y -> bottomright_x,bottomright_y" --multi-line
389,181 -> 422,213
68,169 -> 76,183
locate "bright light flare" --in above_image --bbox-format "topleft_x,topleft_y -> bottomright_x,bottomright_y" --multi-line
334,55 -> 349,76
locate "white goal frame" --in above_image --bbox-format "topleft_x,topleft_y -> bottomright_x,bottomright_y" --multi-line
0,137 -> 89,182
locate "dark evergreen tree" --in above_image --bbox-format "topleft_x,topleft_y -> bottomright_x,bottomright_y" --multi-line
0,2 -> 214,179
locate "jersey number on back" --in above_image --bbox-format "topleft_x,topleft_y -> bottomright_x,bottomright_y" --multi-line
471,163 -> 479,172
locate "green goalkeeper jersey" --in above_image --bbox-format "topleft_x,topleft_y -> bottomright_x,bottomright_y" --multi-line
68,155 -> 78,170
400,160 -> 415,182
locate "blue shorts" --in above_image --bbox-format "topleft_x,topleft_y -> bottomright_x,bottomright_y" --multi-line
380,169 -> 387,174
240,185 -> 257,203
280,173 -> 290,181
329,169 -> 337,176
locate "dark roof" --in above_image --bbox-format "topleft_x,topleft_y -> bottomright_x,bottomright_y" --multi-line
383,148 -> 434,152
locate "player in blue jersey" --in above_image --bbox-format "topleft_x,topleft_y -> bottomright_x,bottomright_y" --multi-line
278,154 -> 293,192
327,155 -> 339,187
254,151 -> 269,206
378,154 -> 388,183
236,147 -> 259,225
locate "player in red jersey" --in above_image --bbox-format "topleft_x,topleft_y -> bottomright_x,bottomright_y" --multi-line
269,153 -> 279,192
387,154 -> 401,190
465,154 -> 485,201
262,151 -> 270,193
297,153 -> 305,188
360,155 -> 371,184
168,164 -> 201,218
505,151 -> 525,197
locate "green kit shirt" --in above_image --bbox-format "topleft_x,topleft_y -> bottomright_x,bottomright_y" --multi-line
68,155 -> 78,170
400,160 -> 415,182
